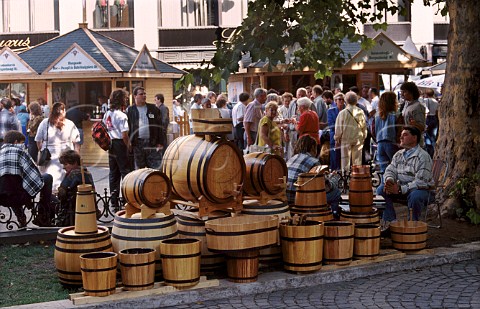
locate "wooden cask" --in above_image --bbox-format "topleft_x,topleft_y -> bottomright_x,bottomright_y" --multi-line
121,168 -> 171,209
243,152 -> 287,196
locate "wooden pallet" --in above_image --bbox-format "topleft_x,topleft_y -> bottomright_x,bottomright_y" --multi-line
321,249 -> 406,271
69,276 -> 219,306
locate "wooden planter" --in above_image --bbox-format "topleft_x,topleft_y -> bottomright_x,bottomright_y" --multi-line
353,224 -> 381,260
340,208 -> 380,226
390,220 -> 428,251
294,173 -> 327,207
111,210 -> 178,280
226,250 -> 259,283
119,248 -> 156,291
80,252 -> 118,297
159,239 -> 201,288
323,221 -> 354,265
290,206 -> 333,223
349,165 -> 373,213
121,168 -> 171,209
279,221 -> 324,272
54,226 -> 112,286
191,108 -> 233,135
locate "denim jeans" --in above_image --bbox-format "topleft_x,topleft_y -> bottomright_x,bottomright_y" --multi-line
133,138 -> 163,169
376,183 -> 434,222
376,141 -> 399,173
109,139 -> 131,207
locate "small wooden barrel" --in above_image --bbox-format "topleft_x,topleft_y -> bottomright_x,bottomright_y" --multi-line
243,152 -> 287,196
242,199 -> 290,218
191,108 -> 233,135
119,248 -> 156,291
205,215 -> 279,252
111,210 -> 178,280
80,252 -> 118,297
121,168 -> 171,209
54,226 -> 113,286
340,208 -> 380,226
290,206 -> 334,223
176,211 -> 230,272
242,199 -> 291,264
354,224 -> 381,260
390,220 -> 428,251
74,184 -> 97,234
160,239 -> 201,288
323,221 -> 354,265
279,221 -> 324,272
349,165 -> 373,213
295,173 -> 327,207
226,250 -> 259,283
162,135 -> 245,204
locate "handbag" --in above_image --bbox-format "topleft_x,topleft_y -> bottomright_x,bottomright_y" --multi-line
38,126 -> 51,166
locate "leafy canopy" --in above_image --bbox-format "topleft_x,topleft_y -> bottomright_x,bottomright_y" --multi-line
176,0 -> 446,89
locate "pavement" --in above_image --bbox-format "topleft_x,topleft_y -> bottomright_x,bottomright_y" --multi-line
7,241 -> 480,309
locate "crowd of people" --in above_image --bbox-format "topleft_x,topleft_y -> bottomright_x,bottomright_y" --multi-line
0,81 -> 439,233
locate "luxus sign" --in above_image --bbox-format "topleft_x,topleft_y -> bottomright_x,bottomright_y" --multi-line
0,33 -> 59,52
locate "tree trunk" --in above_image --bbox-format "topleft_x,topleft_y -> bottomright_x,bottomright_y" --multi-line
436,0 -> 480,208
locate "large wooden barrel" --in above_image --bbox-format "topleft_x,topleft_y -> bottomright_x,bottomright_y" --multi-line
323,221 -> 354,265
390,220 -> 428,251
205,215 -> 279,252
349,165 -> 373,213
294,173 -> 327,207
162,135 -> 245,204
111,210 -> 178,279
280,221 -> 324,272
74,184 -> 98,234
119,248 -> 156,291
121,168 -> 171,209
243,152 -> 287,196
80,252 -> 118,297
160,239 -> 201,288
354,224 -> 380,260
340,208 -> 380,226
176,211 -> 230,272
54,226 -> 113,286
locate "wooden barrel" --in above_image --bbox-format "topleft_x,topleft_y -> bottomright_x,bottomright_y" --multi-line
54,226 -> 113,286
226,250 -> 259,283
294,173 -> 327,207
121,168 -> 171,209
349,165 -> 373,213
162,135 -> 245,204
242,199 -> 291,264
354,224 -> 381,260
191,108 -> 233,135
340,208 -> 380,226
119,248 -> 156,291
390,220 -> 428,251
205,215 -> 279,252
74,184 -> 97,234
176,211 -> 230,272
111,210 -> 178,280
160,239 -> 201,288
279,221 -> 324,272
80,252 -> 118,297
243,152 -> 287,196
241,199 -> 290,218
323,221 -> 354,265
290,206 -> 334,223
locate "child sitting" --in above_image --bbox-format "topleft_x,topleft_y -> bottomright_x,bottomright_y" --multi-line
56,150 -> 95,226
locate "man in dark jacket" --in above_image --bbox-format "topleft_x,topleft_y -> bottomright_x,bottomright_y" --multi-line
126,86 -> 166,169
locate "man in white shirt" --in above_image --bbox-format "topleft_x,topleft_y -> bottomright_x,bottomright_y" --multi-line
232,92 -> 250,150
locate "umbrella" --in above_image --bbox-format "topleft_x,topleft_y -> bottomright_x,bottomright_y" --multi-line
415,74 -> 445,89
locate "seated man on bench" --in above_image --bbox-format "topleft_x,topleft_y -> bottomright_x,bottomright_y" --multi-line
0,130 -> 53,227
376,126 -> 434,233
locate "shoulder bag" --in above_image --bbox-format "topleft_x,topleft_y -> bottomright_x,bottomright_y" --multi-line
38,124 -> 51,166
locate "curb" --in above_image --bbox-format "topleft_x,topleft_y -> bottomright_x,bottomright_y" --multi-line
8,241 -> 480,309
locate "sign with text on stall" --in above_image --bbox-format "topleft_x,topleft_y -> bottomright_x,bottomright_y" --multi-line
130,45 -> 158,72
0,46 -> 36,74
45,43 -> 106,73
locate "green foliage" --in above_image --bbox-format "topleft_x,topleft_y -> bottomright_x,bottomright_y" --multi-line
0,242 -> 76,307
449,173 -> 480,223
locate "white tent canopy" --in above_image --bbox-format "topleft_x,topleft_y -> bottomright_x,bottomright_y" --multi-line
415,74 -> 445,89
